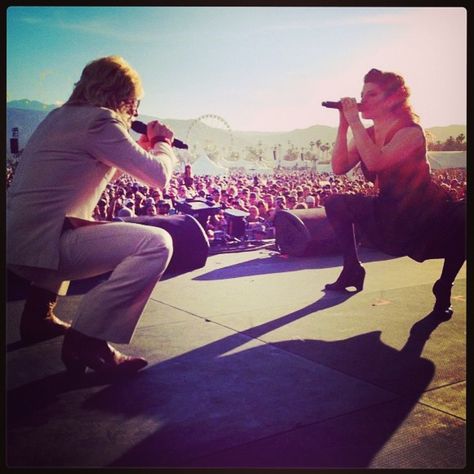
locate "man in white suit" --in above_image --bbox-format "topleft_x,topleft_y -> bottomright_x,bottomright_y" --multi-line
7,56 -> 178,376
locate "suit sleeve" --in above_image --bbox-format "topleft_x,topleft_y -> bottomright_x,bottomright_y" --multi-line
86,110 -> 178,189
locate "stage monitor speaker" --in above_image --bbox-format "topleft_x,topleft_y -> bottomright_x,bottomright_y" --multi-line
174,199 -> 221,230
273,207 -> 339,257
123,214 -> 209,277
224,208 -> 248,238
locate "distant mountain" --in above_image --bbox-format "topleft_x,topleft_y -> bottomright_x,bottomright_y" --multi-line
425,125 -> 466,143
6,103 -> 338,156
6,100 -> 466,157
7,99 -> 58,112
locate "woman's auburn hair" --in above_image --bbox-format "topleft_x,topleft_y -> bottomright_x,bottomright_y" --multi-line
66,56 -> 143,111
364,68 -> 419,123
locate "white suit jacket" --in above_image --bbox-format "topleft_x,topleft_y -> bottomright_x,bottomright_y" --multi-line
7,105 -> 177,271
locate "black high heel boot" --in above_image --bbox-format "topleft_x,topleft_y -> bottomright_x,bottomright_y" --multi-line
325,264 -> 366,292
432,279 -> 454,318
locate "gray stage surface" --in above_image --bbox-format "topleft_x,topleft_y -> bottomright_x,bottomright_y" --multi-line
5,246 -> 467,469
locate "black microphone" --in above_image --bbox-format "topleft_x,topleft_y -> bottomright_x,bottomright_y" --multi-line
131,121 -> 188,149
322,101 -> 362,110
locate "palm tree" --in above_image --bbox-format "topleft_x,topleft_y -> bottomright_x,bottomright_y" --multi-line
320,143 -> 331,162
315,139 -> 322,160
424,130 -> 436,149
443,136 -> 456,151
455,134 -> 466,150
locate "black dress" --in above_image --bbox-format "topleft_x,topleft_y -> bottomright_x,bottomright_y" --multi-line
349,121 -> 461,262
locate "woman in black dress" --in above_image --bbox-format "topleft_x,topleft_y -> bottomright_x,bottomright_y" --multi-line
324,68 -> 465,317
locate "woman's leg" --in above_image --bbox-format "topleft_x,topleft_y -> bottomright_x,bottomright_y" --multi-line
432,201 -> 466,316
323,194 -> 375,291
432,253 -> 466,317
324,194 -> 361,269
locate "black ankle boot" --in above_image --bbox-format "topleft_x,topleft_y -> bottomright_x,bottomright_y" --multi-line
20,285 -> 71,343
432,279 -> 454,318
325,264 -> 366,292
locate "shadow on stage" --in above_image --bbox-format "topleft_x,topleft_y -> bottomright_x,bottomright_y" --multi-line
194,248 -> 396,281
6,246 -> 396,301
6,291 -> 447,468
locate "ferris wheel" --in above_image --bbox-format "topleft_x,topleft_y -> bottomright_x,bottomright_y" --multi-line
185,114 -> 234,158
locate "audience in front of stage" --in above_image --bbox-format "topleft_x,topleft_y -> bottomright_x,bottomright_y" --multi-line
6,160 -> 466,241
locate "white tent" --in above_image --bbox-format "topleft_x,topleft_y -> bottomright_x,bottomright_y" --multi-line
191,153 -> 228,176
427,151 -> 466,169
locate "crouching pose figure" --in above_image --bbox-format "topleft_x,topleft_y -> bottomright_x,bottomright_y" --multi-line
324,68 -> 465,318
7,56 -> 178,376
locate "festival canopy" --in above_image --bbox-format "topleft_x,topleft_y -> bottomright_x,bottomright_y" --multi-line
427,151 -> 466,169
191,153 -> 228,176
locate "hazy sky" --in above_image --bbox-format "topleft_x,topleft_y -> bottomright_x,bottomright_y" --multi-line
6,6 -> 467,131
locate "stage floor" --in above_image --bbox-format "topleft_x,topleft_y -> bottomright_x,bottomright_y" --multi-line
5,246 -> 467,468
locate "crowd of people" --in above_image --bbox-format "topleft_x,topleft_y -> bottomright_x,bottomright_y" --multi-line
6,158 -> 466,243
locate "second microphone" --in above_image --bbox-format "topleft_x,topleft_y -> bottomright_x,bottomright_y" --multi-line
131,121 -> 188,149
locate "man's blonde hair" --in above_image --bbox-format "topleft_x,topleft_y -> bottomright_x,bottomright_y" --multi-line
66,56 -> 143,110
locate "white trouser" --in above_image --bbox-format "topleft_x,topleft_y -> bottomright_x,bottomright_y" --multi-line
9,222 -> 173,344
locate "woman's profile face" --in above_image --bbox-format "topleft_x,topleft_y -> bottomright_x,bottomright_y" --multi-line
360,82 -> 387,119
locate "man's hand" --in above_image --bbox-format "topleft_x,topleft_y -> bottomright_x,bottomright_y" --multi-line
147,120 -> 174,147
137,134 -> 152,151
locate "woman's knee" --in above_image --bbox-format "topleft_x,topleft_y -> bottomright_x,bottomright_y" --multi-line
324,194 -> 337,212
324,194 -> 347,219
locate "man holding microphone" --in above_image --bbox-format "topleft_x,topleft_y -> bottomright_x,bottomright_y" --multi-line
7,56 -> 178,377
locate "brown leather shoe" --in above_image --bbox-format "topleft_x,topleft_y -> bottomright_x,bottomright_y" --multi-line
20,286 -> 71,343
61,329 -> 148,376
